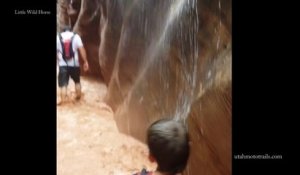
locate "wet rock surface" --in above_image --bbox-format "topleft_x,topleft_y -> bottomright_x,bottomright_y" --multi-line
57,0 -> 231,174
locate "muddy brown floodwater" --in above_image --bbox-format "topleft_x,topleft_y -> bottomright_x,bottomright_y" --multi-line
57,75 -> 156,175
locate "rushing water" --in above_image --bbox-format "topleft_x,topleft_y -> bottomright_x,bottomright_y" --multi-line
115,0 -> 201,126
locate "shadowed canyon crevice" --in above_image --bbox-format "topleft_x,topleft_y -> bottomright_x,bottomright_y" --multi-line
57,0 -> 231,174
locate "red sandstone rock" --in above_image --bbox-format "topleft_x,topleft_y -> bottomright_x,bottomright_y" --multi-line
57,0 -> 232,174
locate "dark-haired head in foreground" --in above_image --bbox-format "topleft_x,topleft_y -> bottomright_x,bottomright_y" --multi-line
147,118 -> 190,175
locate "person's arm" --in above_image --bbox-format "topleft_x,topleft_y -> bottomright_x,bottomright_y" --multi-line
57,35 -> 60,65
57,53 -> 59,65
78,46 -> 89,72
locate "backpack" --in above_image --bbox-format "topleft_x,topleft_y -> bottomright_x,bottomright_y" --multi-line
132,168 -> 153,175
59,33 -> 76,61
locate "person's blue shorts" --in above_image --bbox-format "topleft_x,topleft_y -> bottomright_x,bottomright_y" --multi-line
58,66 -> 80,87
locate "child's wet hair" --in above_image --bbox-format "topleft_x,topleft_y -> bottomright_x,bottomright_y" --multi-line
147,118 -> 190,174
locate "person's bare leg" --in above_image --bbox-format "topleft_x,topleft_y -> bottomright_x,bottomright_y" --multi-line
75,83 -> 81,100
58,86 -> 67,105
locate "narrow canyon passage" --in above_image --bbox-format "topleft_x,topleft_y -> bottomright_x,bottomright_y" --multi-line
57,76 -> 156,175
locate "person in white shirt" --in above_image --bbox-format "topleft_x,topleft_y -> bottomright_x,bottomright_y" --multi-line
57,26 -> 89,105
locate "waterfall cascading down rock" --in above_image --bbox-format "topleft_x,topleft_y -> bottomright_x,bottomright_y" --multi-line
57,0 -> 232,174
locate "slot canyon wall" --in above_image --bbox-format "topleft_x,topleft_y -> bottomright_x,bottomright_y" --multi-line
57,0 -> 232,175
